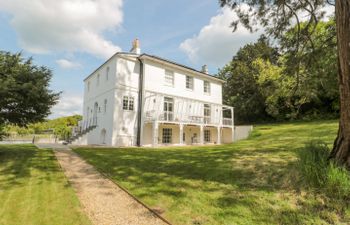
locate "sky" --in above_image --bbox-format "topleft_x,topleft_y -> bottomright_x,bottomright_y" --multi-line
0,0 -> 262,118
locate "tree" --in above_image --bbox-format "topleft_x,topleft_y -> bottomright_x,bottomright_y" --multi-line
219,21 -> 338,122
217,36 -> 279,123
253,58 -> 297,120
280,20 -> 338,119
0,51 -> 59,137
220,0 -> 350,168
329,0 -> 350,167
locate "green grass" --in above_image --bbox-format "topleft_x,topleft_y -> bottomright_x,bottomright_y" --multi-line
0,144 -> 91,225
74,120 -> 350,225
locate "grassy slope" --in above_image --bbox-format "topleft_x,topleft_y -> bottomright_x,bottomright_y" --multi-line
0,145 -> 91,225
74,120 -> 350,225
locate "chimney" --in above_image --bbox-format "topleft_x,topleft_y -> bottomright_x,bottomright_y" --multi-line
130,38 -> 141,54
201,65 -> 208,74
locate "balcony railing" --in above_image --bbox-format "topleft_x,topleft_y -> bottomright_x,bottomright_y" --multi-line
223,118 -> 233,126
145,110 -> 233,126
143,90 -> 234,126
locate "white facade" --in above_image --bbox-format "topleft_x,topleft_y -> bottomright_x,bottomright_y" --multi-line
74,42 -> 234,147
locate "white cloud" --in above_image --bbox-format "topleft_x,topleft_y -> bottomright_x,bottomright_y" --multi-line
49,93 -> 82,119
180,7 -> 261,68
56,59 -> 81,69
0,0 -> 123,59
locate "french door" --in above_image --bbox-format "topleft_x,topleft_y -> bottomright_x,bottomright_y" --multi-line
163,97 -> 174,121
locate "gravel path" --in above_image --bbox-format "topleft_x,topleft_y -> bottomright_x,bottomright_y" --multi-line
41,145 -> 167,225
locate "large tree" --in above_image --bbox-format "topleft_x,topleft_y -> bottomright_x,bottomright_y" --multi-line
0,51 -> 59,134
220,0 -> 350,167
217,36 -> 278,123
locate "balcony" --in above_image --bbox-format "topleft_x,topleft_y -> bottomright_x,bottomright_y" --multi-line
143,91 -> 234,127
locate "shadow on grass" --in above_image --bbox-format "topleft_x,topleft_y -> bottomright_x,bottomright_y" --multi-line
0,144 -> 61,190
73,120 -> 345,224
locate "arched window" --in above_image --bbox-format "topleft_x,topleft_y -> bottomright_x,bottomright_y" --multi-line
104,99 -> 107,113
106,67 -> 109,81
100,129 -> 106,144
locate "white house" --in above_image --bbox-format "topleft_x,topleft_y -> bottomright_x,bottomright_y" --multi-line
72,39 -> 234,147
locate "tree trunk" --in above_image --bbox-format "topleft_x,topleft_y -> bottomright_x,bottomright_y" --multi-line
329,0 -> 350,168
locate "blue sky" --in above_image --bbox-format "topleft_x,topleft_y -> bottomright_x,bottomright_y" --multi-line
0,0 -> 261,118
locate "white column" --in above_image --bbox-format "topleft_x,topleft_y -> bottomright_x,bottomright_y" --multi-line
217,126 -> 221,145
179,123 -> 184,145
231,127 -> 235,142
231,107 -> 235,142
152,121 -> 159,147
200,125 -> 204,144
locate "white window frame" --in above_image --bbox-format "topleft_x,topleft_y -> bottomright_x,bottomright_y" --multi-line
164,70 -> 174,87
186,75 -> 194,90
123,96 -> 134,111
204,130 -> 211,142
162,128 -> 172,144
204,80 -> 210,94
204,104 -> 211,124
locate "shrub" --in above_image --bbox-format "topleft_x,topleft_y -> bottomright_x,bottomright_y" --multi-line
297,141 -> 329,187
297,141 -> 350,199
326,162 -> 350,199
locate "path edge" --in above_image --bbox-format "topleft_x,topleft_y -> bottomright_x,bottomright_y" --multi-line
59,146 -> 174,225
73,149 -> 173,225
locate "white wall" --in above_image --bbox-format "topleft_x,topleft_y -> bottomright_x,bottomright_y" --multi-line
112,56 -> 140,146
222,128 -> 233,144
183,126 -> 200,145
234,125 -> 253,141
80,53 -> 228,147
143,60 -> 223,105
82,57 -> 117,145
142,123 -> 153,145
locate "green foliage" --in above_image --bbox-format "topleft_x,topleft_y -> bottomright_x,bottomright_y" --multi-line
298,141 -> 330,187
0,51 -> 60,127
217,35 -> 278,123
218,21 -> 338,123
0,124 -> 8,140
4,115 -> 82,140
298,141 -> 350,200
281,20 -> 339,118
326,163 -> 350,199
0,145 -> 91,225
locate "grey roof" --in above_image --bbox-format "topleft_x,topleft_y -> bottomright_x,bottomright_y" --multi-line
84,52 -> 224,83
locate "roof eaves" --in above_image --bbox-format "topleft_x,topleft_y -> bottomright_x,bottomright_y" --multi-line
138,53 -> 224,83
83,52 -> 139,81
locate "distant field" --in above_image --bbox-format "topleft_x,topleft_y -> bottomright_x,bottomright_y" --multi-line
0,145 -> 91,225
74,120 -> 350,225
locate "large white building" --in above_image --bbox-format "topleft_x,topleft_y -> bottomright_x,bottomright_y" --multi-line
72,39 -> 234,147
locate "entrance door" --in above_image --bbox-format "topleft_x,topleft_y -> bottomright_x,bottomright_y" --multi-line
163,97 -> 174,121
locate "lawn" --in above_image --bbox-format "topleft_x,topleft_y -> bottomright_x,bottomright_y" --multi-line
0,144 -> 91,225
74,120 -> 350,225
